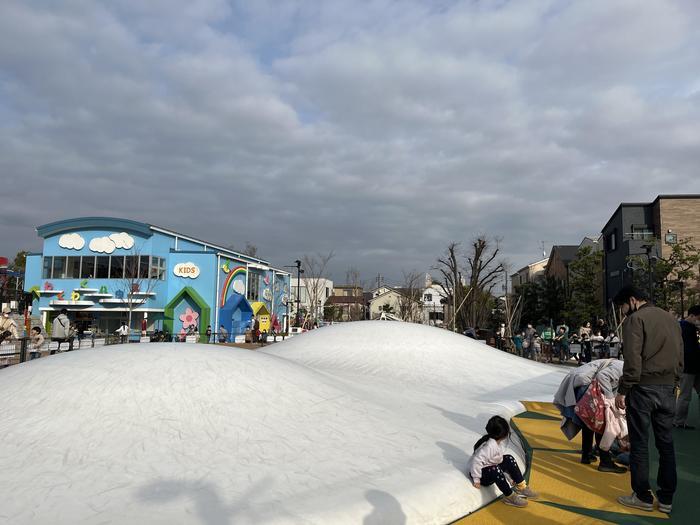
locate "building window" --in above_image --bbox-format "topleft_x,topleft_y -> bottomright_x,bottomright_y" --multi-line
96,256 -> 109,278
326,287 -> 330,298
124,256 -> 138,279
139,256 -> 150,279
630,225 -> 654,240
42,256 -> 53,279
110,256 -> 124,279
81,257 -> 95,279
52,256 -> 66,279
424,293 -> 433,302
606,230 -> 617,252
247,273 -> 260,302
67,256 -> 81,279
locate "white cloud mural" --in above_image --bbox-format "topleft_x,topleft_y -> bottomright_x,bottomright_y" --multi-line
109,232 -> 134,250
88,232 -> 135,253
89,236 -> 116,254
232,280 -> 245,295
58,233 -> 85,250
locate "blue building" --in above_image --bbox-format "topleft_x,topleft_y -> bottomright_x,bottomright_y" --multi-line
23,218 -> 291,340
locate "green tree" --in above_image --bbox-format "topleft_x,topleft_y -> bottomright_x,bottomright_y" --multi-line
380,303 -> 395,314
540,276 -> 566,326
628,238 -> 700,314
565,246 -> 604,327
516,281 -> 543,329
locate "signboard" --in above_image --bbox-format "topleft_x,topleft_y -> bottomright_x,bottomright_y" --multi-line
185,335 -> 198,343
173,262 -> 200,279
234,335 -> 246,343
140,337 -> 151,343
59,342 -> 70,352
48,341 -> 59,351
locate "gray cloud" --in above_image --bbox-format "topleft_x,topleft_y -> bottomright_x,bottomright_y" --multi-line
1,0 -> 700,285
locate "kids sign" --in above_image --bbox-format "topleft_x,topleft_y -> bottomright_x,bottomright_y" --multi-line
173,262 -> 200,279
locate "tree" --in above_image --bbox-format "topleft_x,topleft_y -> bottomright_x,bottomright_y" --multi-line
464,236 -> 506,329
516,281 -> 542,329
434,242 -> 467,331
1,251 -> 28,309
565,246 -> 604,328
114,250 -> 158,334
301,251 -> 335,326
434,237 -> 506,331
539,276 -> 567,327
380,303 -> 395,314
397,270 -> 422,322
628,237 -> 700,314
345,266 -> 365,321
227,242 -> 258,257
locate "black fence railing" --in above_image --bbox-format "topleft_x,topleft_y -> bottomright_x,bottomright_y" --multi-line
0,330 -> 299,369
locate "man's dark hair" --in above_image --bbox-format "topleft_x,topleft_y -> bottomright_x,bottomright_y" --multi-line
688,304 -> 700,317
60,308 -> 68,315
613,285 -> 648,306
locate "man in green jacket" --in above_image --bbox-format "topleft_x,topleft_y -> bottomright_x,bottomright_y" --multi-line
613,286 -> 683,514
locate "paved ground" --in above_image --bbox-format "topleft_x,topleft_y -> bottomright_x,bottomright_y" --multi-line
456,397 -> 699,524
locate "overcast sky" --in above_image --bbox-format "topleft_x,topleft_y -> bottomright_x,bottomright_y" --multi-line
2,0 -> 700,285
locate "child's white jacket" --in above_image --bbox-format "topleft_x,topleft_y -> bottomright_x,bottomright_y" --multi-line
468,438 -> 505,483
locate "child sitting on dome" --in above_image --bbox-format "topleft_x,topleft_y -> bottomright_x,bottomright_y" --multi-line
467,415 -> 538,507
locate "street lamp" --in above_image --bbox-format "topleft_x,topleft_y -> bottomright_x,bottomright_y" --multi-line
285,260 -> 304,327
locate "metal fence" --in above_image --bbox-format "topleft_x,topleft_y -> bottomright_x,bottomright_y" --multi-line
0,330 -> 296,369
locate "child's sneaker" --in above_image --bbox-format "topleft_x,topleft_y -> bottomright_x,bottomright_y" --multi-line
657,501 -> 672,514
503,493 -> 528,507
514,486 -> 539,499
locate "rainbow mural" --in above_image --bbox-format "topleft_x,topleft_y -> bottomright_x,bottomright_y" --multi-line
220,265 -> 247,307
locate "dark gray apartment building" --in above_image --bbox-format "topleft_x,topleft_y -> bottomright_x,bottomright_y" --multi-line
601,194 -> 700,307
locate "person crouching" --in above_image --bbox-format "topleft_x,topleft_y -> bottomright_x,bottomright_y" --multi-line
467,415 -> 538,507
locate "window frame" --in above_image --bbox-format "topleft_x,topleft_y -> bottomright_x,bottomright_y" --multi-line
42,256 -> 53,279
109,256 -> 124,279
81,256 -> 95,279
52,256 -> 67,279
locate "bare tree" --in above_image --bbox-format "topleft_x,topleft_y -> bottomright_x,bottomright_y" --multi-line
464,236 -> 506,328
434,242 -> 467,331
345,266 -> 365,321
115,250 -> 158,333
227,242 -> 258,257
302,251 -> 335,326
397,270 -> 422,322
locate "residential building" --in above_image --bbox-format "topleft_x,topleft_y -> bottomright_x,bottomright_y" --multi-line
368,286 -> 421,321
545,245 -> 580,283
420,274 -> 447,326
511,258 -> 549,288
326,285 -> 365,321
290,277 -> 333,324
601,194 -> 700,306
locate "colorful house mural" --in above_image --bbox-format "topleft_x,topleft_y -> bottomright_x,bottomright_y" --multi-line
252,302 -> 271,332
164,286 -> 210,343
219,294 -> 253,340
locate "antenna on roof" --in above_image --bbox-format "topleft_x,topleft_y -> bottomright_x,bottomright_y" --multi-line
541,241 -> 546,258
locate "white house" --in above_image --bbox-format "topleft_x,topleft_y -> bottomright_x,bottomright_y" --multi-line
420,274 -> 447,326
290,277 -> 333,324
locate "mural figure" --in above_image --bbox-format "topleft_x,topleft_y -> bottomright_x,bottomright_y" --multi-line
179,307 -> 199,330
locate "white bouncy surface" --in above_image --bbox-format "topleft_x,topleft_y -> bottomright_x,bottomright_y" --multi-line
0,322 -> 567,524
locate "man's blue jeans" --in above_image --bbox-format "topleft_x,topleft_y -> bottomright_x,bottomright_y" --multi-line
627,384 -> 677,505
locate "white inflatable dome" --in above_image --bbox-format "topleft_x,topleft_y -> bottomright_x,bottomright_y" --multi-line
0,322 -> 566,524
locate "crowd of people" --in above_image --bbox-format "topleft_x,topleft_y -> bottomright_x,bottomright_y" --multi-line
507,318 -> 621,364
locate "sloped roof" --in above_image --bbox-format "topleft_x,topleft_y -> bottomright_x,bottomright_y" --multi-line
553,245 -> 579,264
